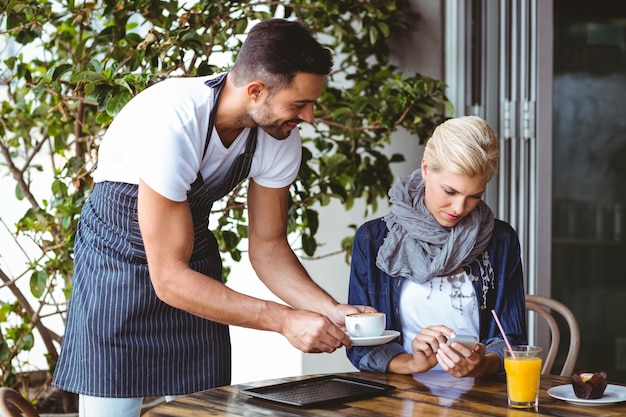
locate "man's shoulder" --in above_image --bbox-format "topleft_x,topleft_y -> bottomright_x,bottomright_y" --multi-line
137,76 -> 213,100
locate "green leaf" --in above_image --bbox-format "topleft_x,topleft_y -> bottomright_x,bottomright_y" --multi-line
369,26 -> 378,44
70,71 -> 107,83
305,209 -> 319,235
230,249 -> 242,262
106,90 -> 132,116
236,224 -> 249,239
96,111 -> 113,125
17,332 -> 34,351
378,22 -> 390,38
0,303 -> 14,322
30,271 -> 48,298
14,184 -> 24,201
0,342 -> 9,362
221,230 -> 239,251
62,215 -> 72,230
51,179 -> 68,197
302,234 -> 317,257
329,182 -> 348,201
51,63 -> 74,81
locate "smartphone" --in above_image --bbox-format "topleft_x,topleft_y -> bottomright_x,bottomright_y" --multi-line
446,334 -> 478,350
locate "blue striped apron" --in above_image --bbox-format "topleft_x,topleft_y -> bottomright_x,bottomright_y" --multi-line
52,74 -> 259,397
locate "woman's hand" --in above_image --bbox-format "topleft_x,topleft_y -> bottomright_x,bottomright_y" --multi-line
436,341 -> 486,377
388,325 -> 499,376
387,325 -> 450,374
410,325 -> 452,372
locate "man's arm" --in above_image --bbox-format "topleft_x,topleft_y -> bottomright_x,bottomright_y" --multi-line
247,179 -> 369,328
137,180 -> 350,352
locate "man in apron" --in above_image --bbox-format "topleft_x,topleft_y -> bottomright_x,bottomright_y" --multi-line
52,18 -> 372,417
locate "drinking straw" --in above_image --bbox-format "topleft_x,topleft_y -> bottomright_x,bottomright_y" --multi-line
491,309 -> 516,358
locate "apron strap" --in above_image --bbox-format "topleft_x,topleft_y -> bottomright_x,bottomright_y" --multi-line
202,73 -> 229,159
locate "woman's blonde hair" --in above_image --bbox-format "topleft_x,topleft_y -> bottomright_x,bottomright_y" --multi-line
423,115 -> 499,179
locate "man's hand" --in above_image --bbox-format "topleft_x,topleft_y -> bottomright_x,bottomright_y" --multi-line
280,309 -> 352,352
324,304 -> 378,331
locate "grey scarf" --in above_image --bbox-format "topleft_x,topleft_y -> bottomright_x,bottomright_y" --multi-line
376,169 -> 494,283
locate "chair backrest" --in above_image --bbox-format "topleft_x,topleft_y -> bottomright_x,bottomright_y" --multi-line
0,388 -> 40,417
525,294 -> 580,376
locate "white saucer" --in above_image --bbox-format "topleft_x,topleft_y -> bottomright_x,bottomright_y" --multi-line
348,330 -> 400,346
547,384 -> 626,406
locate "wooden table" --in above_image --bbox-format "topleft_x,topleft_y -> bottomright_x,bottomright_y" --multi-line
143,371 -> 626,416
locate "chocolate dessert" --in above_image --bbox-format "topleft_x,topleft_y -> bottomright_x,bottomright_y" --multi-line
571,371 -> 608,399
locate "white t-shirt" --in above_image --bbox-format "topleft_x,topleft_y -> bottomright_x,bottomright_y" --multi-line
400,271 -> 480,356
94,75 -> 302,202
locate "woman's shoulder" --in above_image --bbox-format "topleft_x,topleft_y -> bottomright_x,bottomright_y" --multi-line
352,218 -> 389,251
493,219 -> 518,239
490,219 -> 522,251
356,217 -> 388,238
493,219 -> 518,236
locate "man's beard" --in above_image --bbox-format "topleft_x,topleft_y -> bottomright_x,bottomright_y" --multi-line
247,102 -> 299,140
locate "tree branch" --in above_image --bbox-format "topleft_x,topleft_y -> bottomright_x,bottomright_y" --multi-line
0,140 -> 42,209
0,267 -> 59,363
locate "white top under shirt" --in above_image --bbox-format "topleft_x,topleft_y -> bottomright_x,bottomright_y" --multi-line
400,271 -> 480,357
94,74 -> 302,202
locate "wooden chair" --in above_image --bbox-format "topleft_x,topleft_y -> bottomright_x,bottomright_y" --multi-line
525,294 -> 580,376
0,388 -> 39,417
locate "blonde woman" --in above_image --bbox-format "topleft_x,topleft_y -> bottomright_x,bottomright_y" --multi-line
346,116 -> 527,378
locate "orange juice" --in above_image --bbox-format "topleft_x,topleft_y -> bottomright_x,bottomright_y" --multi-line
504,356 -> 542,405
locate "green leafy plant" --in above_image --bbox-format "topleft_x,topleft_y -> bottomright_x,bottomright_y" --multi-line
0,0 -> 451,405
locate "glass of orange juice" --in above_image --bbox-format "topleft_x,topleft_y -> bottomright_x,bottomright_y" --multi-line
504,345 -> 543,408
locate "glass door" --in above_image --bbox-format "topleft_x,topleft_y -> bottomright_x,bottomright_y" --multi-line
552,0 -> 626,382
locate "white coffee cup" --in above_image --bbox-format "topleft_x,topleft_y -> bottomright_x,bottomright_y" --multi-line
346,312 -> 386,338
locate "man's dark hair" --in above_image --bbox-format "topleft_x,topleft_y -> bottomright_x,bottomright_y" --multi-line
230,19 -> 333,90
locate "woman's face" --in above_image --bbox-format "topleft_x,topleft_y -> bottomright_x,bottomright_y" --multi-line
421,159 -> 489,227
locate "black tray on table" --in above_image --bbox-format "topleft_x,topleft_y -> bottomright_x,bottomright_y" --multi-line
240,374 -> 396,407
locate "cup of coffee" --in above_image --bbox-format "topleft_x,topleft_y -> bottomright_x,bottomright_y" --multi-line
346,312 -> 386,338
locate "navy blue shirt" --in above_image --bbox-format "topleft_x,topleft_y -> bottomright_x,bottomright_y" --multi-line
346,217 -> 528,374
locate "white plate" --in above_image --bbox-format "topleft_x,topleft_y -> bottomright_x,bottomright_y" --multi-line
348,330 -> 400,346
547,384 -> 626,406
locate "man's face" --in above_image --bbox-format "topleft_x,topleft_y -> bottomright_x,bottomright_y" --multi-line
421,160 -> 489,227
249,72 -> 324,139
